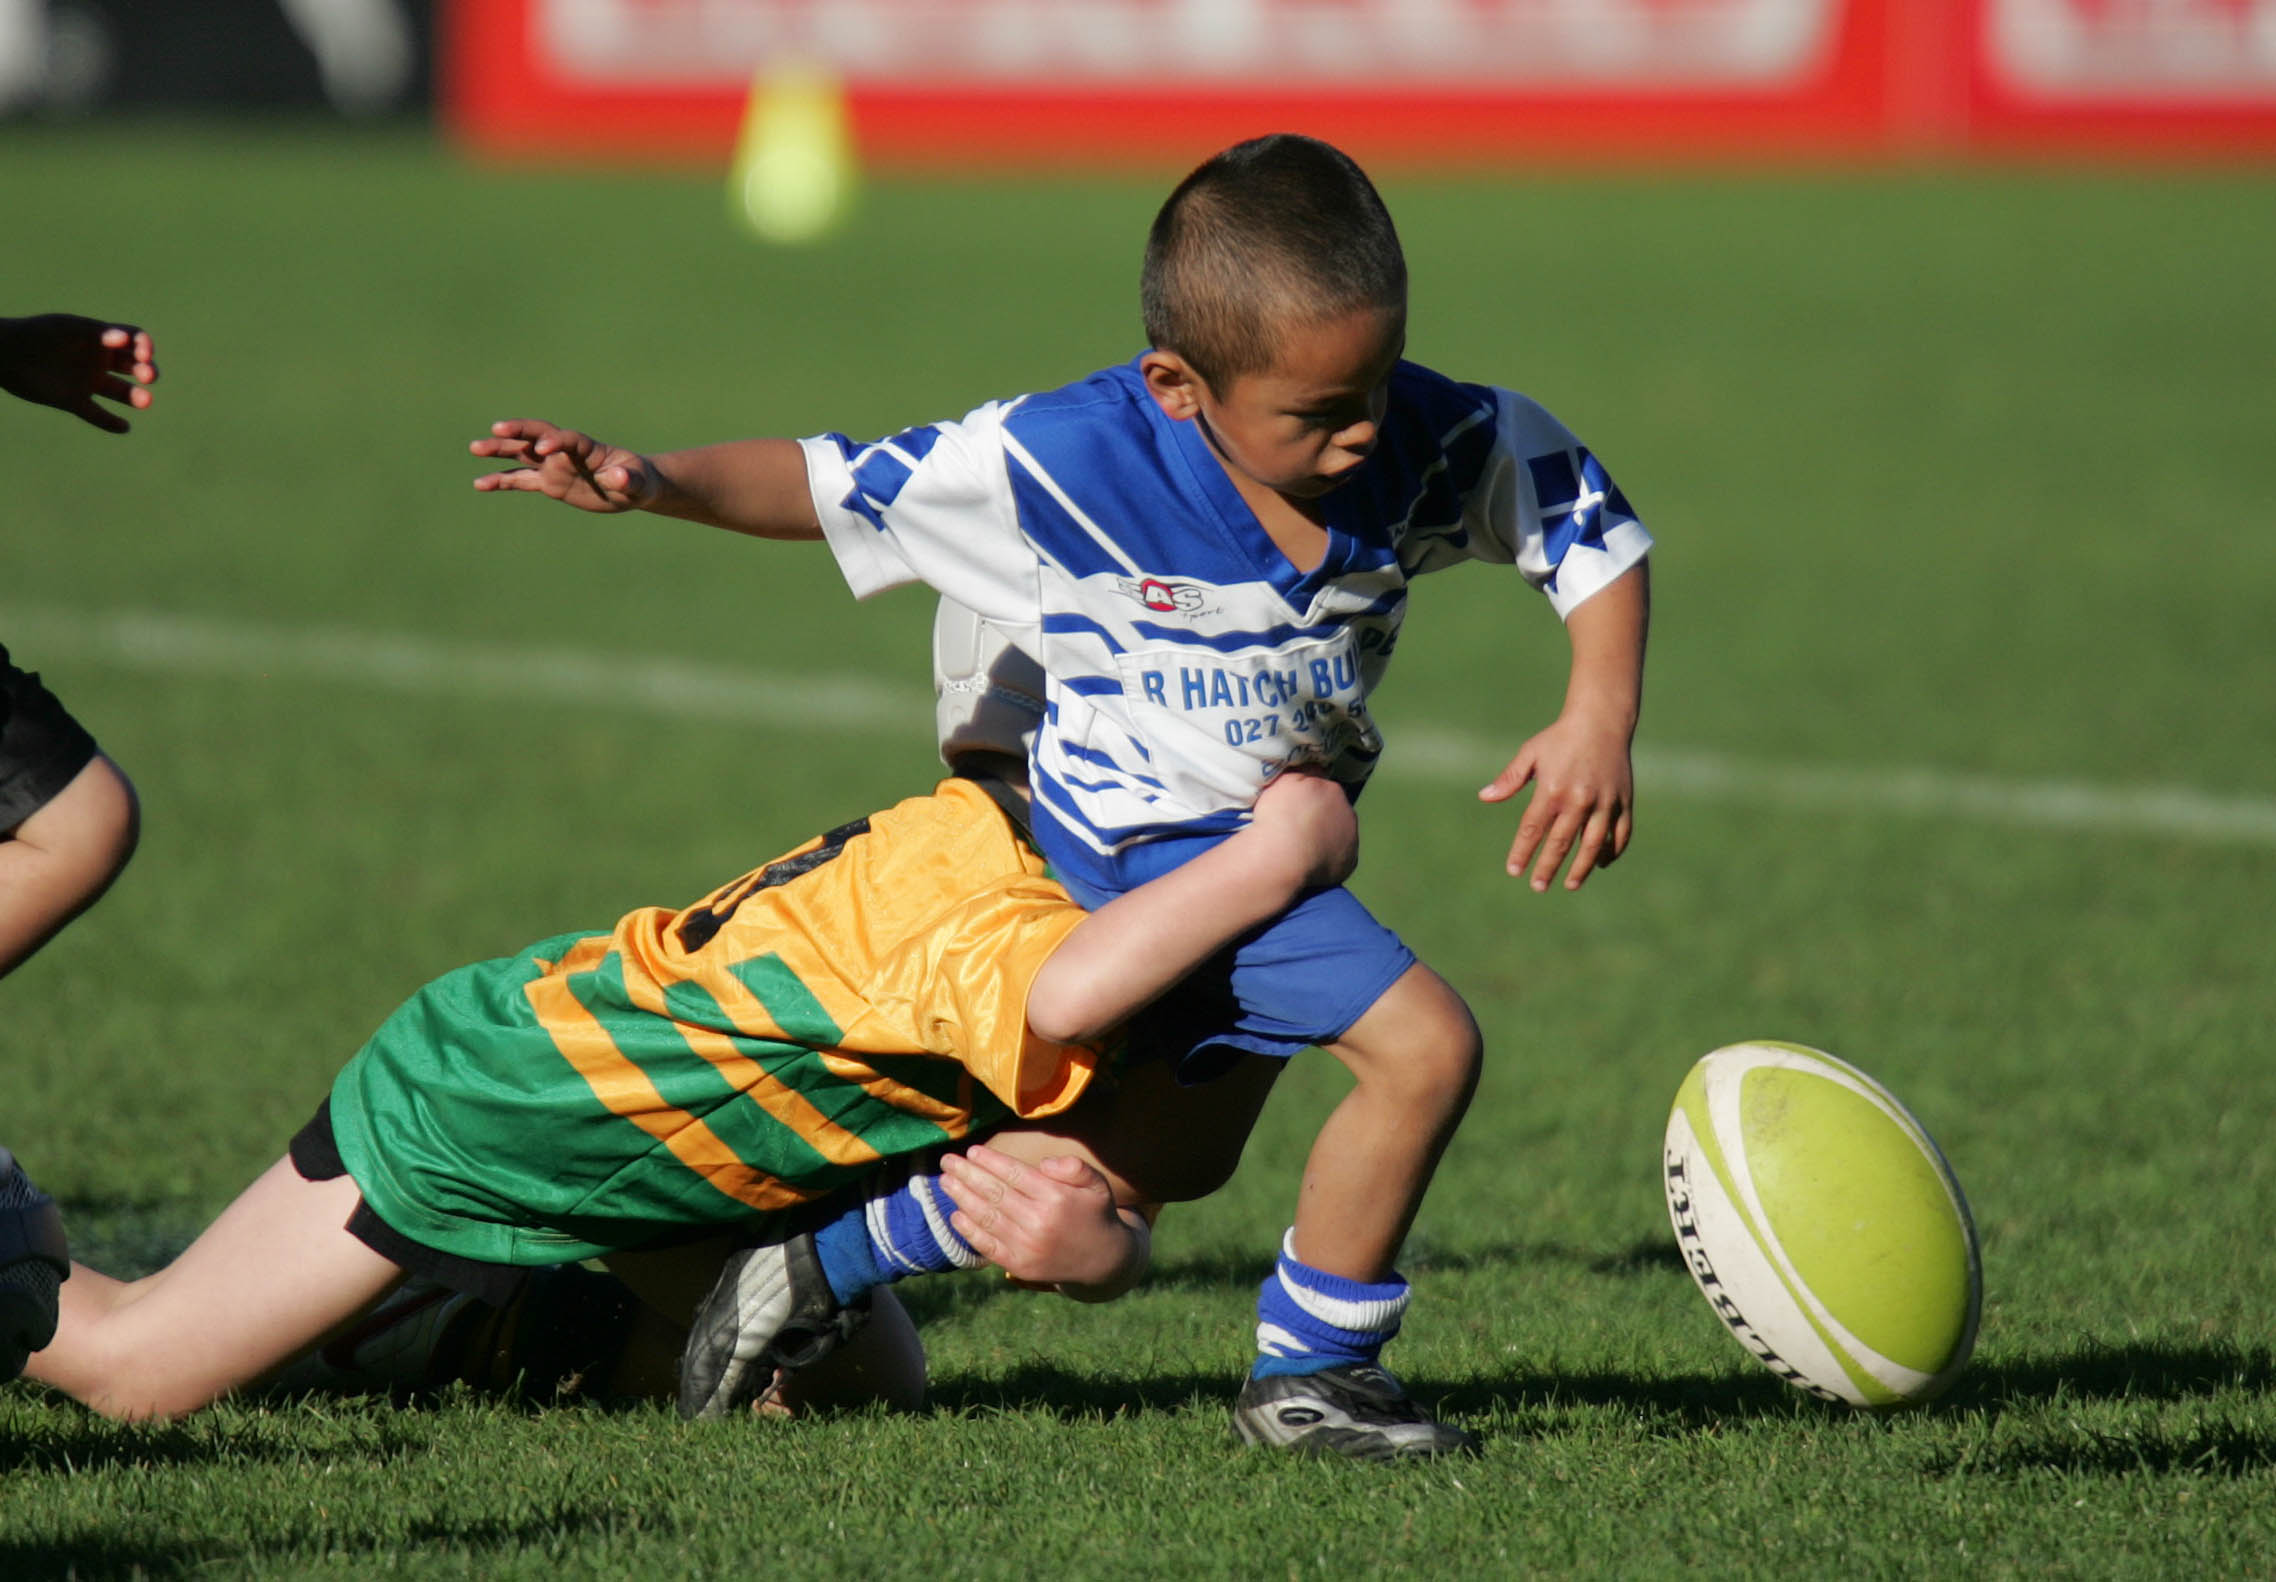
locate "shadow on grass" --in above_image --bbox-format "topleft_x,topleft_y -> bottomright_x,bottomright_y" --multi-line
927,1337 -> 2276,1459
903,1237 -> 1682,1324
923,1362 -> 1250,1422
0,1508 -> 631,1581
1954,1337 -> 2275,1410
921,1357 -> 1809,1434
1921,1338 -> 2276,1479
1926,1419 -> 2276,1479
0,1407 -> 427,1477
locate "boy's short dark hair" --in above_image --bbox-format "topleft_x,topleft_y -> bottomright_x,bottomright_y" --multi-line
1141,134 -> 1407,392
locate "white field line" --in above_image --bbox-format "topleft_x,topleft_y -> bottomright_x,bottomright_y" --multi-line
12,606 -> 2276,849
3,605 -> 929,735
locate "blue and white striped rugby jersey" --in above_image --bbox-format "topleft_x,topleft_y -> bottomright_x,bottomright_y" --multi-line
805,357 -> 1651,897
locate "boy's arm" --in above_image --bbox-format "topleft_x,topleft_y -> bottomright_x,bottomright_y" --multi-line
471,420 -> 822,540
1023,768 -> 1358,1047
1478,559 -> 1649,892
0,754 -> 141,979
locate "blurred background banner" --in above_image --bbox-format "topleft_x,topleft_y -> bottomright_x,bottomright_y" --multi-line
439,0 -> 2276,165
3,1 -> 2270,157
0,0 -> 433,117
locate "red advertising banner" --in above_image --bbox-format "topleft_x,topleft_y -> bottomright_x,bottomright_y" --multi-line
1968,0 -> 2276,152
442,0 -> 2276,164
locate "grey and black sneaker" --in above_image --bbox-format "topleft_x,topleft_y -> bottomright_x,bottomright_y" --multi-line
1232,1363 -> 1477,1460
1,1147 -> 69,1385
262,1278 -> 484,1400
677,1230 -> 870,1420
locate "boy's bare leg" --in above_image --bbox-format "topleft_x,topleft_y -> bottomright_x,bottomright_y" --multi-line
1294,961 -> 1481,1281
1224,961 -> 1481,1459
26,1158 -> 405,1421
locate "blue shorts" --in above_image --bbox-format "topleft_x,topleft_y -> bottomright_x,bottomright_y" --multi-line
1058,853 -> 1416,1082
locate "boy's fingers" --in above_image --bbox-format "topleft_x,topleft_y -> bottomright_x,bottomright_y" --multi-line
956,1145 -> 1031,1199
1506,789 -> 1557,875
1563,806 -> 1615,889
472,468 -> 549,492
1525,801 -> 1586,891
488,419 -> 570,447
72,399 -> 129,434
1477,751 -> 1535,804
1505,819 -> 1542,876
947,1209 -> 999,1252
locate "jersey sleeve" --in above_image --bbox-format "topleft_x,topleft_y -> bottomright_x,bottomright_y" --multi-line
864,871 -> 1099,1121
1445,390 -> 1653,621
801,401 -> 1047,646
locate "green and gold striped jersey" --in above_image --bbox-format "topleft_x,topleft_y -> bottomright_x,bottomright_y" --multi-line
329,777 -> 1098,1266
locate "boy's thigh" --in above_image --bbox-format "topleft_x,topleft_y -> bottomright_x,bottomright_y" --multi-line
1126,883 -> 1417,1078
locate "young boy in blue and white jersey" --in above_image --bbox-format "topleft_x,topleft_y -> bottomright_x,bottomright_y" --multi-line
471,132 -> 1652,1458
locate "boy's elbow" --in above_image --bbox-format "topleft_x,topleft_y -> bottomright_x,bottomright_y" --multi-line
1024,984 -> 1109,1049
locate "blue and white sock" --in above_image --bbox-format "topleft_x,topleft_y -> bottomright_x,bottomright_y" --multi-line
812,1155 -> 985,1306
1252,1228 -> 1410,1379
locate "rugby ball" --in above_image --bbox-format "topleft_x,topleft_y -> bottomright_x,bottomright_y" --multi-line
1662,1041 -> 1980,1409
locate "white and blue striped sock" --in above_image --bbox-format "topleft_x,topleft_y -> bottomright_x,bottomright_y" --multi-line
812,1156 -> 984,1305
1252,1228 -> 1410,1380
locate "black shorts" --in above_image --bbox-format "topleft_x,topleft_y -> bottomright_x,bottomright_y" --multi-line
289,1098 -> 530,1307
0,645 -> 100,833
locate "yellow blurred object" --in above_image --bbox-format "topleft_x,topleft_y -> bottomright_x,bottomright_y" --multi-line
729,63 -> 859,245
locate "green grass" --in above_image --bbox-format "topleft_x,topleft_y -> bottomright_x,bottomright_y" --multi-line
5,124 -> 2275,1576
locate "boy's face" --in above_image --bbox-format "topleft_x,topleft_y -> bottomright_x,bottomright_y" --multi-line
1143,305 -> 1406,503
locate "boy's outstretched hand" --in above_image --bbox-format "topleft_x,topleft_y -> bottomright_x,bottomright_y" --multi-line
939,1144 -> 1151,1302
1479,712 -> 1635,893
0,314 -> 158,433
471,419 -> 659,511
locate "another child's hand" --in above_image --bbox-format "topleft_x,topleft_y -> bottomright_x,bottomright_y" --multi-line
1244,768 -> 1359,891
0,314 -> 158,433
471,419 -> 659,511
1478,712 -> 1634,892
939,1145 -> 1148,1299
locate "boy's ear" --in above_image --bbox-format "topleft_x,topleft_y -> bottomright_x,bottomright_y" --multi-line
1139,350 -> 1205,422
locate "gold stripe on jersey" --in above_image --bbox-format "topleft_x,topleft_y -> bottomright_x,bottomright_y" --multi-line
520,777 -> 1099,1214
521,940 -> 818,1213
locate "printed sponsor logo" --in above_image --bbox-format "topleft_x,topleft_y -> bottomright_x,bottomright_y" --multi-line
1118,576 -> 1211,615
1665,1149 -> 1844,1404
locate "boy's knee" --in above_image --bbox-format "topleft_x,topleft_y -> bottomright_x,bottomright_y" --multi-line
45,1342 -> 219,1423
1332,966 -> 1483,1112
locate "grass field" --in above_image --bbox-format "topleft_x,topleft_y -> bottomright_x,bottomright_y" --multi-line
5,125 -> 2275,1577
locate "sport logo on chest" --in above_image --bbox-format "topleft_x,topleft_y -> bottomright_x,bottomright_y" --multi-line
1115,576 -> 1212,616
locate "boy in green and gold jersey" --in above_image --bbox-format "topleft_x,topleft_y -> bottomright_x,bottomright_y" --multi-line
23,762 -> 1355,1421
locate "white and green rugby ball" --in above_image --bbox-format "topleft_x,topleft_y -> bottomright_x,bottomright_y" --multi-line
1663,1041 -> 1981,1409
